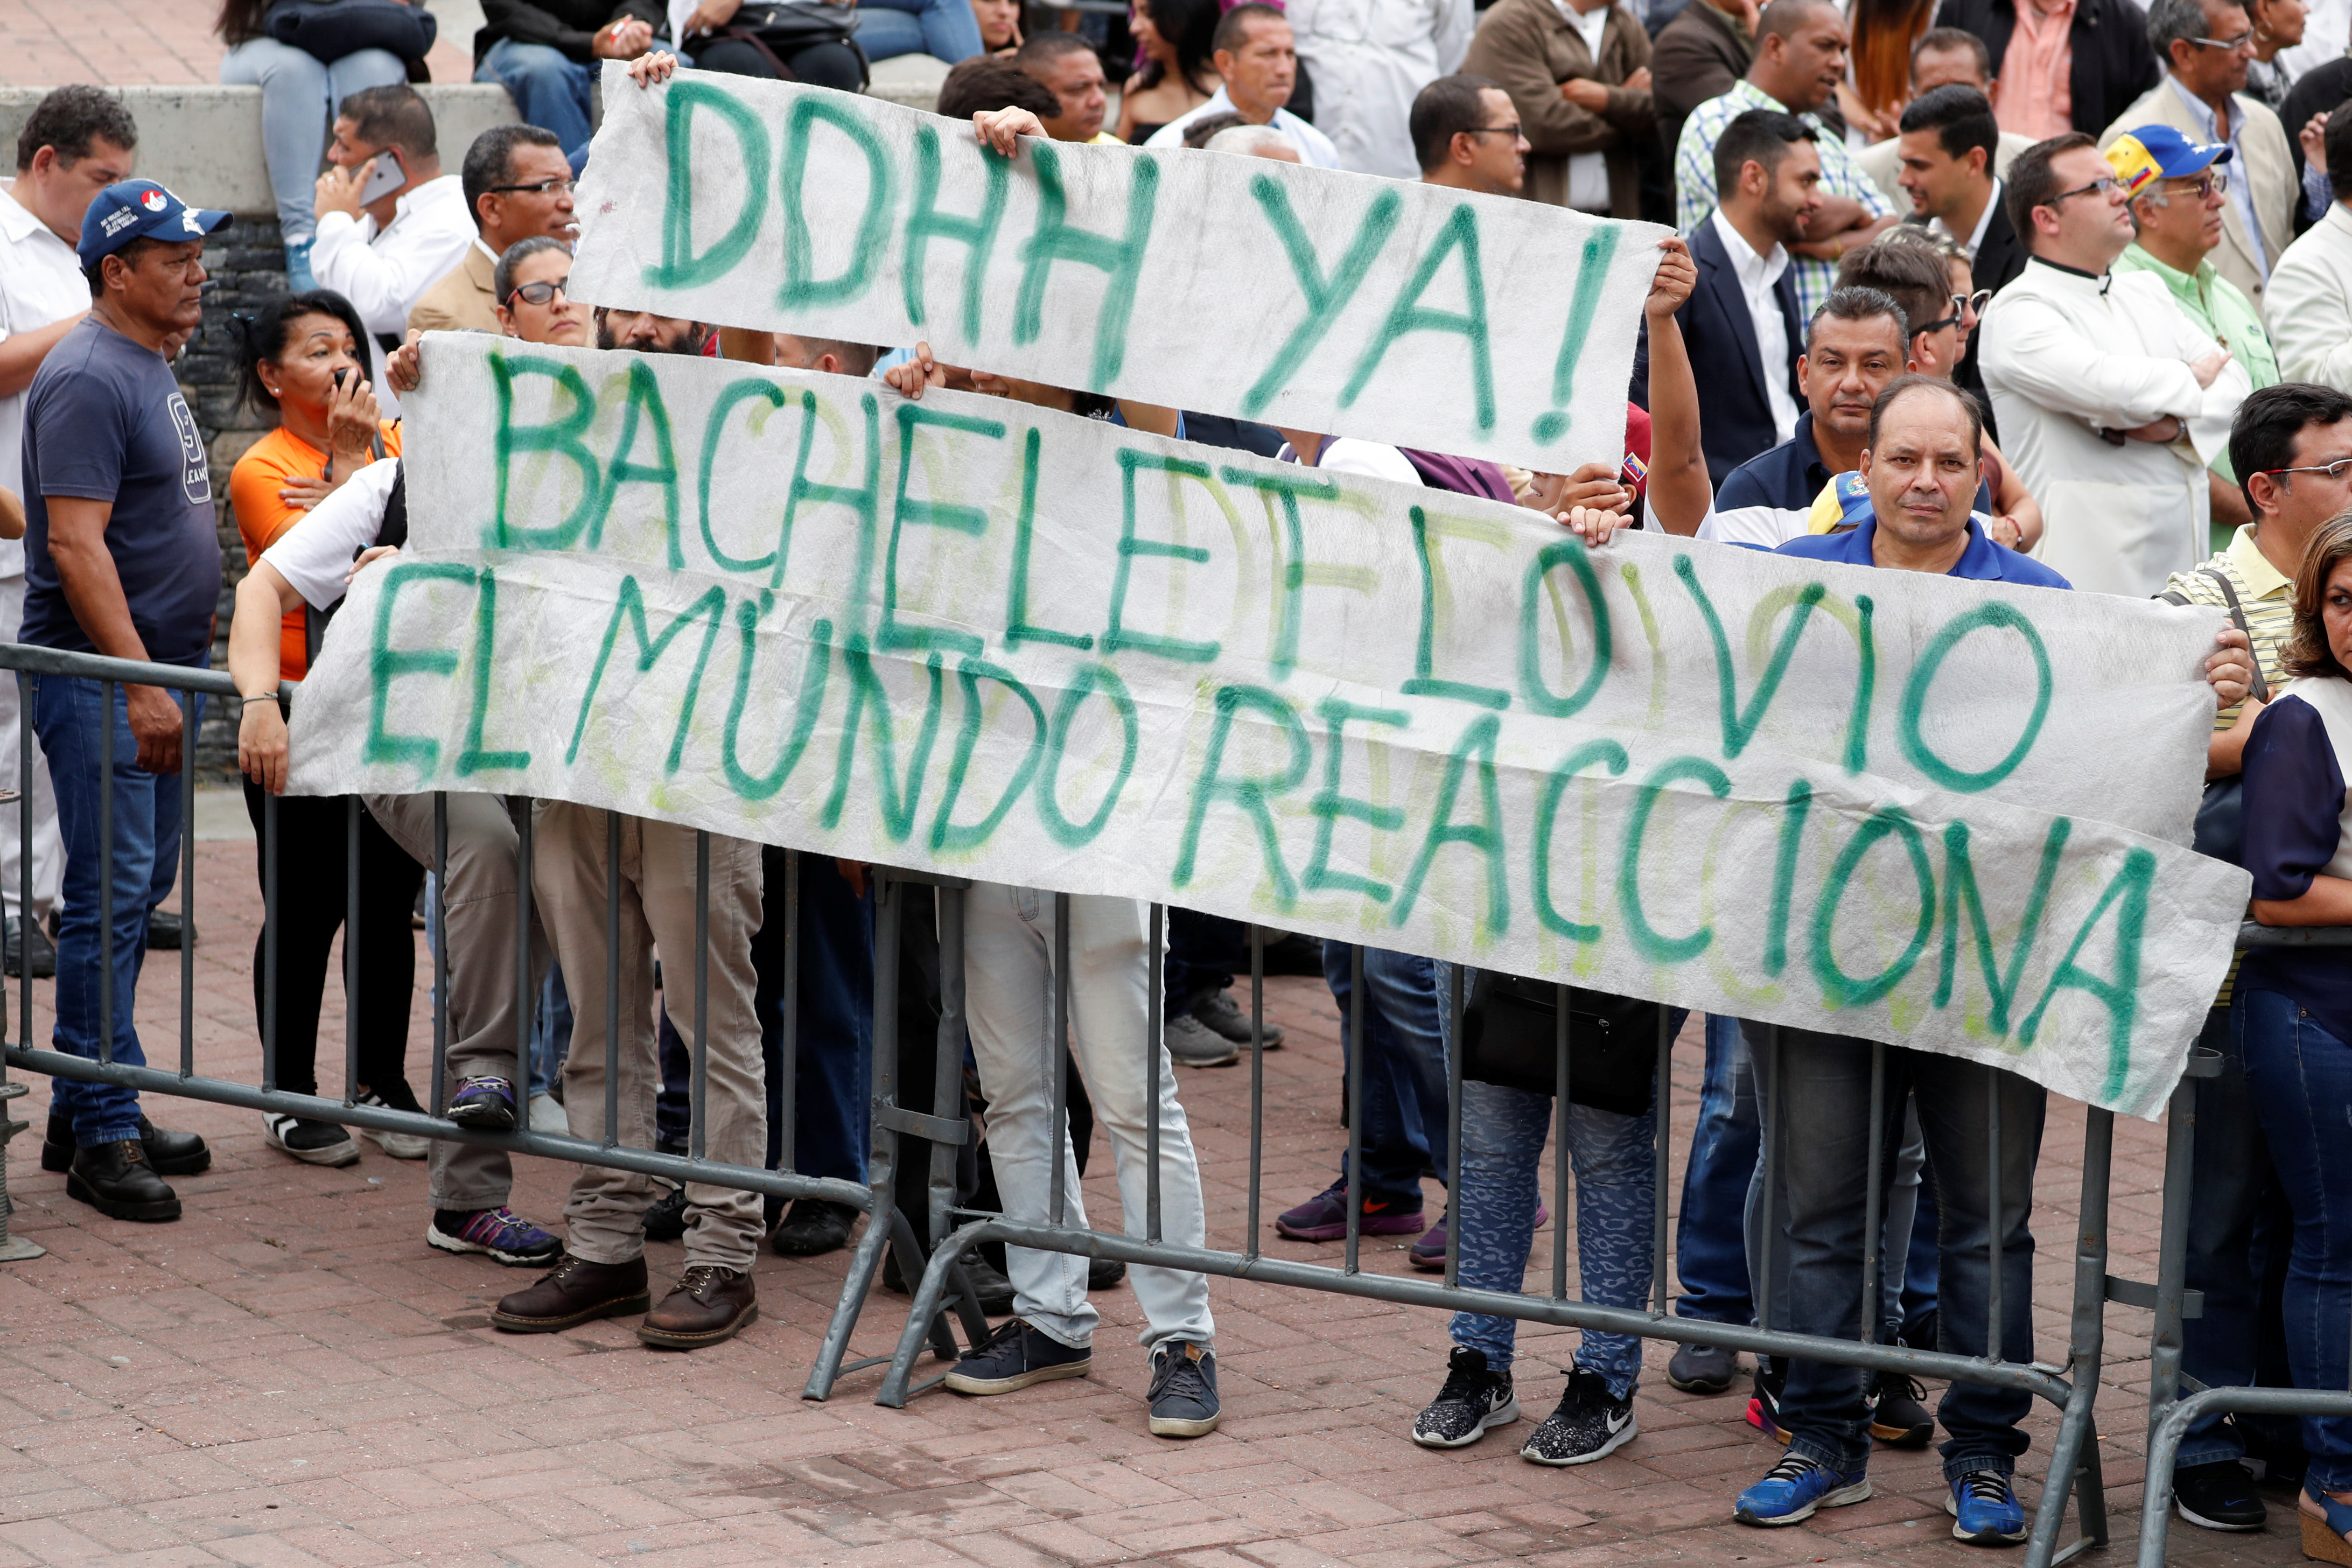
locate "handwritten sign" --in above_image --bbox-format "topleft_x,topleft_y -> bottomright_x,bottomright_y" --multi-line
565,66 -> 1668,476
285,338 -> 2250,1116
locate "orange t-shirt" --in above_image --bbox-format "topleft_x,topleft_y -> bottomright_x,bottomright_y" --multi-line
230,422 -> 402,680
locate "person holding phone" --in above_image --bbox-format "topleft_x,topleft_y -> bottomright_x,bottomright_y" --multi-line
226,288 -> 425,1172
308,86 -> 471,405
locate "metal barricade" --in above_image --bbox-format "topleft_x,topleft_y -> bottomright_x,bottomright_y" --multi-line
873,903 -> 2114,1568
0,642 -> 980,1400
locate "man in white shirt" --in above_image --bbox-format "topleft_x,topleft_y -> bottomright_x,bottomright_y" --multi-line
310,85 -> 472,395
1853,31 -> 2037,212
2266,105 -> 2352,390
1981,134 -> 2244,597
1287,0 -> 1473,179
2099,0 -> 2301,307
1143,5 -> 1343,166
0,88 -> 138,979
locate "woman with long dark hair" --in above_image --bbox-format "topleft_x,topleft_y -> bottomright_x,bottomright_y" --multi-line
1117,0 -> 1221,143
2233,509 -> 2352,1562
227,289 -> 427,1168
215,0 -> 415,291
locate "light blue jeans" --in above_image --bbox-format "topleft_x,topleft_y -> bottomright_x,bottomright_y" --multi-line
853,0 -> 985,62
219,37 -> 408,244
475,37 -> 596,160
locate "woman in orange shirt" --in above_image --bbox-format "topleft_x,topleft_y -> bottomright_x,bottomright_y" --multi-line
228,290 -> 425,1171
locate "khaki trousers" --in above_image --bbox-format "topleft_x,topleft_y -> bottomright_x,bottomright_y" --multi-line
365,792 -> 548,1213
531,805 -> 766,1271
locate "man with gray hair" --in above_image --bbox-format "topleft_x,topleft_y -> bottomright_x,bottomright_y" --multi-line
2098,0 -> 2306,307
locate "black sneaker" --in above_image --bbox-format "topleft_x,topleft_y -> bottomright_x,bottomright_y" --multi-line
769,1199 -> 857,1256
1520,1366 -> 1637,1466
1869,1370 -> 1935,1447
1257,931 -> 1325,976
144,909 -> 191,950
1191,988 -> 1284,1049
1748,1359 -> 1791,1445
2172,1459 -> 2266,1531
1088,1254 -> 1127,1291
1667,1341 -> 1738,1394
642,1186 -> 689,1242
261,1111 -> 360,1167
1412,1345 -> 1520,1448
943,1317 -> 1091,1396
1147,1342 -> 1221,1437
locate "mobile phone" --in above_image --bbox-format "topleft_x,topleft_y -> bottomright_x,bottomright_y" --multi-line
332,367 -> 351,392
358,149 -> 407,206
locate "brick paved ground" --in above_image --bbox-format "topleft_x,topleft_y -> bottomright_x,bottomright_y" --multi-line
0,807 -> 2313,1567
0,0 -> 479,89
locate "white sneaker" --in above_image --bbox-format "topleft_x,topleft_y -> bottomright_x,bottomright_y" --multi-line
529,1093 -> 569,1135
262,1111 -> 360,1166
354,1090 -> 431,1159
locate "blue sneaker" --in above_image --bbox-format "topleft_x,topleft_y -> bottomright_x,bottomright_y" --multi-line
943,1318 -> 1092,1396
448,1075 -> 519,1131
427,1206 -> 561,1267
1734,1454 -> 1873,1526
1947,1471 -> 2027,1545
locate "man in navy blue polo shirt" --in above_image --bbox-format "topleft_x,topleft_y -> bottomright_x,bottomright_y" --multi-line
1733,376 -> 2252,1544
22,179 -> 227,1224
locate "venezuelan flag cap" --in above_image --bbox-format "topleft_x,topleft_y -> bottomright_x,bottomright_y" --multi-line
2105,124 -> 2232,198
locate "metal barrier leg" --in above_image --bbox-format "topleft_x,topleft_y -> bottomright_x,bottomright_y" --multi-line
2026,1104 -> 2116,1568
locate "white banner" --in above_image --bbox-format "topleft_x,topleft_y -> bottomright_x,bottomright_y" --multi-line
566,65 -> 1668,477
285,338 -> 2252,1117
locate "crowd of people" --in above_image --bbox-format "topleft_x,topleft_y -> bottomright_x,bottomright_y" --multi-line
8,0 -> 2352,1548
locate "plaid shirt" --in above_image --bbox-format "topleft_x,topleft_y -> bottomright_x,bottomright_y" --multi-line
1672,79 -> 1891,323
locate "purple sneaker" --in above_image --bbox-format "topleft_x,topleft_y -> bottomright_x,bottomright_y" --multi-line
1409,1205 -> 1551,1271
448,1074 -> 519,1131
1275,1178 -> 1425,1241
427,1206 -> 562,1266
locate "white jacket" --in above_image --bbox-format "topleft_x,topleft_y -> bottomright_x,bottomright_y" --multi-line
1980,259 -> 2245,599
1287,0 -> 1473,179
2265,202 -> 2352,394
311,174 -> 473,339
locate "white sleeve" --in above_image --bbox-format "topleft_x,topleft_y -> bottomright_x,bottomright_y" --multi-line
1318,440 -> 1426,487
2267,239 -> 2352,393
1700,503 -> 1808,547
310,211 -> 472,336
1978,290 -> 2204,428
261,460 -> 399,611
1434,0 -> 1475,73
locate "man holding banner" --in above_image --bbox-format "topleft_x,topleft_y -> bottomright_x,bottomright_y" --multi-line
1731,375 -> 2253,1542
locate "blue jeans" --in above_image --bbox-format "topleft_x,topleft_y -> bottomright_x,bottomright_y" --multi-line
1676,1014 -> 1759,1328
853,0 -> 984,62
219,37 -> 407,244
34,673 -> 197,1146
1762,1030 -> 2043,1480
476,38 -> 595,160
1445,989 -> 1683,1398
1322,942 -> 1448,1203
751,850 -> 873,1184
1165,906 -> 1245,1017
2235,989 -> 2352,1492
531,964 -> 572,1100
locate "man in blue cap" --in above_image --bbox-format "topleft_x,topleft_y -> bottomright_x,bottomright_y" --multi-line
19,179 -> 228,1222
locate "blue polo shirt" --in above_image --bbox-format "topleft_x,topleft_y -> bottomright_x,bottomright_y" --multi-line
1710,412 -> 1998,550
1774,513 -> 2073,589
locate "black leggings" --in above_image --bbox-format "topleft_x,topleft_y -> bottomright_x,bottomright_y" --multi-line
694,35 -> 865,90
243,781 -> 424,1105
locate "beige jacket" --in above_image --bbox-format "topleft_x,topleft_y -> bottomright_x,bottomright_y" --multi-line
407,242 -> 500,338
1461,0 -> 1654,219
2100,79 -> 2295,307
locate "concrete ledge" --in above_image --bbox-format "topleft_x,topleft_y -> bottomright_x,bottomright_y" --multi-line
0,68 -> 945,221
0,85 -> 519,220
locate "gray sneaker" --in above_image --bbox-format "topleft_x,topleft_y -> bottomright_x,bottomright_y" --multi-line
1667,1341 -> 1739,1394
1165,1012 -> 1239,1067
1147,1342 -> 1221,1437
1192,988 -> 1284,1049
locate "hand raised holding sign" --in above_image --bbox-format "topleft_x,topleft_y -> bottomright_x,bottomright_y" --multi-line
973,105 -> 1049,157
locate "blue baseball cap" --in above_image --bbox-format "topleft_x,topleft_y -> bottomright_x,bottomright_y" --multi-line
77,180 -> 229,271
2105,124 -> 2233,197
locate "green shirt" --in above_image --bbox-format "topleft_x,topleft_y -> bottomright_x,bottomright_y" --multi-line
2114,243 -> 2281,481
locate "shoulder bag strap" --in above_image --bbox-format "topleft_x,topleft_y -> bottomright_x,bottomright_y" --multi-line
2199,566 -> 2271,704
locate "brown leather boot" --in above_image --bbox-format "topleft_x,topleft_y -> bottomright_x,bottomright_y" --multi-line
636,1264 -> 758,1349
491,1253 -> 650,1333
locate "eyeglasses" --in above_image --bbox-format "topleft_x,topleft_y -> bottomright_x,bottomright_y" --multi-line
1951,288 -> 1994,316
2166,170 -> 2232,198
2260,456 -> 2352,482
488,178 -> 577,197
1915,314 -> 1964,337
2188,28 -> 2255,48
503,276 -> 571,307
1462,123 -> 1524,139
2046,174 -> 2125,206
